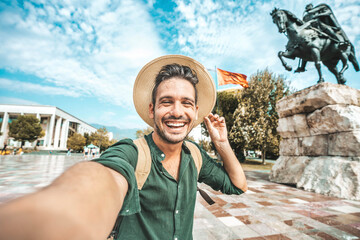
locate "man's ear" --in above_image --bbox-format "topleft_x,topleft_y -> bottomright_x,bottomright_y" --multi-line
195,105 -> 199,120
149,103 -> 154,119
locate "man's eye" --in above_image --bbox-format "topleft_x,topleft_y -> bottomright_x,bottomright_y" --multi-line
184,101 -> 193,106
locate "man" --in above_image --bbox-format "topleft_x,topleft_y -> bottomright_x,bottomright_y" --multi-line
0,55 -> 247,240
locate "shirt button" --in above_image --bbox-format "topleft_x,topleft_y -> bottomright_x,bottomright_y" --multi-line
175,210 -> 179,214
174,238 -> 178,240
161,153 -> 165,158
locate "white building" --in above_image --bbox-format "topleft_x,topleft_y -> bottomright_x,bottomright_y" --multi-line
0,104 -> 97,150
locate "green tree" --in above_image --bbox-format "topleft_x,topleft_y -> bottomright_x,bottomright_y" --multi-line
8,115 -> 44,147
84,132 -> 91,146
136,127 -> 153,138
67,133 -> 86,152
200,89 -> 245,161
229,69 -> 291,164
90,127 -> 112,152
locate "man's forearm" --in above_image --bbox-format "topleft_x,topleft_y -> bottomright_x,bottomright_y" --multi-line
214,141 -> 248,192
0,161 -> 128,240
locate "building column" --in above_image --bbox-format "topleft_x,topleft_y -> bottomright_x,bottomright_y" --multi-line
0,112 -> 9,148
53,117 -> 62,149
46,114 -> 56,148
60,119 -> 69,149
36,113 -> 40,120
64,121 -> 70,149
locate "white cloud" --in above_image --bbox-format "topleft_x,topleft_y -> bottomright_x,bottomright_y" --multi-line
0,0 -> 164,108
1,78 -> 81,97
0,97 -> 39,105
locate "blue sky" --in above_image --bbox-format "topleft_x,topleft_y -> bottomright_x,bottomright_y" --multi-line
1,0 -> 359,130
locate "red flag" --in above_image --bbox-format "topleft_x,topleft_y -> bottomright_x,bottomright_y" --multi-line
217,68 -> 248,88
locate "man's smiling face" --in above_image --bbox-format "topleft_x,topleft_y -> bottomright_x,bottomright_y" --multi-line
149,77 -> 199,144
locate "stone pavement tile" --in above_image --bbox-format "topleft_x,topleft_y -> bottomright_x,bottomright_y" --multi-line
193,229 -> 217,240
226,208 -> 252,216
242,237 -> 266,240
279,200 -> 294,204
296,216 -> 331,230
283,231 -> 314,240
345,200 -> 360,207
230,202 -> 249,208
218,216 -> 245,227
288,198 -> 309,204
257,201 -> 273,206
263,220 -> 295,234
293,209 -> 323,218
247,223 -> 280,236
312,216 -> 343,226
329,206 -> 360,214
209,196 -> 228,207
284,219 -> 314,232
304,229 -> 339,240
236,215 -> 263,225
315,226 -> 360,240
248,187 -> 264,193
349,222 -> 360,231
333,213 -> 360,225
207,204 -> 232,217
263,234 -> 291,240
230,225 -> 261,239
193,218 -> 215,230
334,224 -> 360,238
207,225 -> 240,240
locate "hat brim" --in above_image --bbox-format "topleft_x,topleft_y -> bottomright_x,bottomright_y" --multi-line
133,55 -> 216,127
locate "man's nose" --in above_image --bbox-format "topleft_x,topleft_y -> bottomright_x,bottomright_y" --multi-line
170,102 -> 183,117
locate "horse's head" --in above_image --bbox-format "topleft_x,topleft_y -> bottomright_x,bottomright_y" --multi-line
270,8 -> 287,33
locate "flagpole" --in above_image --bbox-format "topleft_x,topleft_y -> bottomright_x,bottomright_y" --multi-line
214,66 -> 219,113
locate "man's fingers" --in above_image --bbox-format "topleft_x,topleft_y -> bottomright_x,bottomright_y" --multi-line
204,117 -> 214,131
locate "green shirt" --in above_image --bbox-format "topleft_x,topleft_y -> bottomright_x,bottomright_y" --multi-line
93,133 -> 243,240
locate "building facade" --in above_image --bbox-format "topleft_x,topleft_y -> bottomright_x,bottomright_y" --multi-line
0,104 -> 97,150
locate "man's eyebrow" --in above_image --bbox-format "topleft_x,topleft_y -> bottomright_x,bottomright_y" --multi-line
158,96 -> 195,103
158,96 -> 173,101
182,97 -> 195,103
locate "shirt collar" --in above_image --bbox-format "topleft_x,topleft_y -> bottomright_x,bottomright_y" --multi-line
144,132 -> 191,160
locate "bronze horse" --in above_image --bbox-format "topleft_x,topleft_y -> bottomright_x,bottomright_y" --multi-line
271,8 -> 359,84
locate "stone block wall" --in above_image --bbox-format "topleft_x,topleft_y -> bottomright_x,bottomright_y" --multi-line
270,82 -> 360,200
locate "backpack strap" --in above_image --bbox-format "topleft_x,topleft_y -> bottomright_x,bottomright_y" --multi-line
185,141 -> 202,178
133,137 -> 152,190
186,141 -> 215,205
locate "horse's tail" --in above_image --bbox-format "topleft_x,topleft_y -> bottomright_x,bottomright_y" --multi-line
349,44 -> 360,72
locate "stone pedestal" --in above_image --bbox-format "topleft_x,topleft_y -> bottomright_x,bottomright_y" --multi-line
270,83 -> 360,200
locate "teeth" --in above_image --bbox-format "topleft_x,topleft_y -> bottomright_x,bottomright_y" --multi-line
166,122 -> 185,127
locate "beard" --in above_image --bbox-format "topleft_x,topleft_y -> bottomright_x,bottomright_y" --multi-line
153,115 -> 193,144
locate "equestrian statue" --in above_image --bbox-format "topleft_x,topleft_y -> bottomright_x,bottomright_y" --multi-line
271,3 -> 359,85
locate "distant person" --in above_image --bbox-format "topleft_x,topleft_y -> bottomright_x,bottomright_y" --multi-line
0,55 -> 247,240
83,146 -> 89,158
67,148 -> 71,156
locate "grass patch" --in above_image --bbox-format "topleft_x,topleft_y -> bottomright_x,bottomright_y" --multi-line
240,158 -> 274,171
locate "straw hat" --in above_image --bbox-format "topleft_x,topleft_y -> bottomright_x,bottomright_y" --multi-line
133,55 -> 216,127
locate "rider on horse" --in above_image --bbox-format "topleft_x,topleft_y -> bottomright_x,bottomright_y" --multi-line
295,3 -> 350,73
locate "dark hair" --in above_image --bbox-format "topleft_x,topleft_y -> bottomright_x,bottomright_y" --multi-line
151,63 -> 199,105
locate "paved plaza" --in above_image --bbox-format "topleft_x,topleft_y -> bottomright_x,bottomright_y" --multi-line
1,155 -> 360,239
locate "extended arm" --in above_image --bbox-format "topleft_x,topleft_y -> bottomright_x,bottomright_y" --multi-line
204,113 -> 248,192
0,161 -> 128,240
